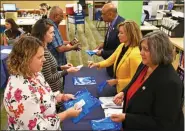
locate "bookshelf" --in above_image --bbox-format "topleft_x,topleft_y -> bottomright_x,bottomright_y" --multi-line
171,38 -> 184,82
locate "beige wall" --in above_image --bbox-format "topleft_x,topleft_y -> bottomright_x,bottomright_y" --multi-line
1,1 -> 77,10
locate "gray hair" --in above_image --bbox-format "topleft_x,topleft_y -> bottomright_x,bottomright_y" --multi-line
140,31 -> 173,65
49,6 -> 61,17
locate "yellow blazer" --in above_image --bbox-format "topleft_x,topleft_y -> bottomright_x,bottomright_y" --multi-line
98,43 -> 142,93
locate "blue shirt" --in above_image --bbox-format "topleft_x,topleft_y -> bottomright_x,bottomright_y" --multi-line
47,19 -> 67,66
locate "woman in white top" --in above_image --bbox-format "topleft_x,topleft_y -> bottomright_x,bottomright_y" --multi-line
3,36 -> 81,130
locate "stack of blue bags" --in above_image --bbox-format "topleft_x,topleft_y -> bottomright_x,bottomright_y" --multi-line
63,89 -> 102,123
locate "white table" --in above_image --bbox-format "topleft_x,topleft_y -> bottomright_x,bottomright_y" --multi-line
157,10 -> 184,18
0,18 -> 66,26
140,21 -> 159,31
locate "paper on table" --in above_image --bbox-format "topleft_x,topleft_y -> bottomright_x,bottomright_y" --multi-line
92,49 -> 99,53
76,65 -> 83,69
75,99 -> 86,110
99,97 -> 123,109
1,49 -> 12,54
104,108 -> 123,117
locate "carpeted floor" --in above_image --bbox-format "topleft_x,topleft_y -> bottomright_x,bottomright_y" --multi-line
0,17 -> 107,130
66,17 -> 106,66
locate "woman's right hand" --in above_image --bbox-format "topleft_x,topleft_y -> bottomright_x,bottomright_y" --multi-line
113,92 -> 124,106
88,61 -> 99,68
66,106 -> 82,118
67,67 -> 80,73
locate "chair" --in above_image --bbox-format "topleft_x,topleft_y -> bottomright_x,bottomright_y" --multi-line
95,10 -> 108,32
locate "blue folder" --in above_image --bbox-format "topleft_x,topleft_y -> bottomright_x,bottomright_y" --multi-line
73,76 -> 96,85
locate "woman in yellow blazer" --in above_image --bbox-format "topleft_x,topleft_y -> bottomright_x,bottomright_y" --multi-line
88,20 -> 142,93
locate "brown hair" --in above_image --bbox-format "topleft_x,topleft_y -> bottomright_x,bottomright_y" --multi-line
118,20 -> 142,47
31,19 -> 53,42
7,36 -> 44,78
5,18 -> 21,39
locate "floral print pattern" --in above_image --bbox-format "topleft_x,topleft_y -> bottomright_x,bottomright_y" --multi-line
3,73 -> 60,130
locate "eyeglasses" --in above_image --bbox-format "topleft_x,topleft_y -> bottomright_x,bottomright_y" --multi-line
57,14 -> 63,18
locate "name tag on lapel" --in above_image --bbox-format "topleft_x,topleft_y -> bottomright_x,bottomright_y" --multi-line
142,86 -> 146,91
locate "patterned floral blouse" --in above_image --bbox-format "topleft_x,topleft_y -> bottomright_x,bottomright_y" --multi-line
3,73 -> 61,130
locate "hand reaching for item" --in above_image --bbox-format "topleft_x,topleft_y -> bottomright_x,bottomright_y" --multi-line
106,79 -> 118,86
66,105 -> 82,118
88,61 -> 100,68
113,92 -> 124,106
61,63 -> 73,70
56,93 -> 75,103
63,94 -> 76,102
67,67 -> 80,73
72,43 -> 81,51
95,50 -> 102,56
110,113 -> 125,122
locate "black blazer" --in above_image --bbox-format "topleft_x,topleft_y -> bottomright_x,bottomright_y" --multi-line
102,15 -> 125,77
122,63 -> 184,131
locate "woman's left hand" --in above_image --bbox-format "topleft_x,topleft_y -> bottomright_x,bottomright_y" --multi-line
110,113 -> 126,122
66,63 -> 73,68
107,79 -> 118,86
63,94 -> 76,102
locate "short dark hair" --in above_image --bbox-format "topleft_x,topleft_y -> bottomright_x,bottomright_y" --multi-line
31,19 -> 53,42
140,31 -> 173,65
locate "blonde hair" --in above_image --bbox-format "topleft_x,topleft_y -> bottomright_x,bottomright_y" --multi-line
7,36 -> 44,78
118,20 -> 142,47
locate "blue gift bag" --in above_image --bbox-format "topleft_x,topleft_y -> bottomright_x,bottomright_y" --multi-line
86,50 -> 96,56
91,117 -> 122,130
97,81 -> 107,93
63,89 -> 101,123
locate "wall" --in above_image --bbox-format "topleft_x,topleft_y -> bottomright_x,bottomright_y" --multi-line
118,1 -> 143,25
148,1 -> 167,16
1,1 -> 77,10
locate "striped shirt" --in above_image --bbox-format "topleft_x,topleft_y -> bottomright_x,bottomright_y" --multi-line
42,49 -> 68,92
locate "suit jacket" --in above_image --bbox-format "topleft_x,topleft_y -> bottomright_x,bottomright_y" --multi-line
98,43 -> 141,93
122,63 -> 184,131
101,15 -> 125,77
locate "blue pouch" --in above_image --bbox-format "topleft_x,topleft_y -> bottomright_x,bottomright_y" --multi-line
97,81 -> 107,93
86,50 -> 96,56
63,89 -> 101,123
91,117 -> 122,131
73,77 -> 96,85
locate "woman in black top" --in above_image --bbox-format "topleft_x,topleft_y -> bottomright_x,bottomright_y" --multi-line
3,18 -> 24,45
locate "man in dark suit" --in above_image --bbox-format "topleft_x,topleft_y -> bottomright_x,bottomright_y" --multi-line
95,3 -> 125,77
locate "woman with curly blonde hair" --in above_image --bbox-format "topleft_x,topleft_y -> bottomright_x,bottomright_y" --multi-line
4,36 -> 81,130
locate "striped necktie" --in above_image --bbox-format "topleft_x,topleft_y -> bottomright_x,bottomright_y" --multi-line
106,24 -> 113,40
